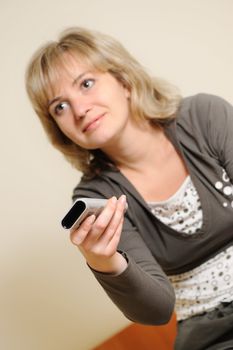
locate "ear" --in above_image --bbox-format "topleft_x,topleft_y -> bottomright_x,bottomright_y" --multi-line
123,85 -> 131,99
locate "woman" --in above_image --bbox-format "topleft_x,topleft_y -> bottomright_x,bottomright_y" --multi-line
25,27 -> 233,350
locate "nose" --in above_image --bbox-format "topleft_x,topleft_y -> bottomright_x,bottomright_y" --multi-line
71,96 -> 91,120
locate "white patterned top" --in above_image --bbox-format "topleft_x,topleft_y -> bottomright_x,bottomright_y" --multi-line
148,176 -> 233,320
149,176 -> 202,234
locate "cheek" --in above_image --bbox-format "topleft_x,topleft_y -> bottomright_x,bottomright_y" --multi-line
55,118 -> 76,139
119,93 -> 131,116
54,119 -> 67,135
109,88 -> 130,112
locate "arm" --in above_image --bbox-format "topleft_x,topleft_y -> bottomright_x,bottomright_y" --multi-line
70,190 -> 175,325
91,222 -> 175,325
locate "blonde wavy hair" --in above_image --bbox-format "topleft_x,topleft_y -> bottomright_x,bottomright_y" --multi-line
25,27 -> 181,177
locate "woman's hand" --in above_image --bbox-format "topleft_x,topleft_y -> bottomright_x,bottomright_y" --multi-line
70,195 -> 128,274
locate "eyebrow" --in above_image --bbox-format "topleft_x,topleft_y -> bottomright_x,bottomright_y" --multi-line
72,72 -> 88,86
47,71 -> 90,108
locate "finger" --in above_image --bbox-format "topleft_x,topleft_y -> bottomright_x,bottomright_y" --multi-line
105,217 -> 124,256
89,216 -> 124,257
78,196 -> 117,250
88,196 -> 118,241
97,195 -> 126,246
70,214 -> 96,246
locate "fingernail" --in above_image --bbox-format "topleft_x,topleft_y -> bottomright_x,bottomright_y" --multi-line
119,195 -> 126,203
73,237 -> 82,245
111,196 -> 117,204
87,214 -> 96,224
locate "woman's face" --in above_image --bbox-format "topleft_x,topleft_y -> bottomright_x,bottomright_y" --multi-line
48,54 -> 131,150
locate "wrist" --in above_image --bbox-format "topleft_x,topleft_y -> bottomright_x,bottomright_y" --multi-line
87,251 -> 128,275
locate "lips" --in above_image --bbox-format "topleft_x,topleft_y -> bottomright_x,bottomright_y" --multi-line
82,114 -> 105,133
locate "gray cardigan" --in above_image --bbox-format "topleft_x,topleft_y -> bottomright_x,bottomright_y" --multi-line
72,94 -> 233,325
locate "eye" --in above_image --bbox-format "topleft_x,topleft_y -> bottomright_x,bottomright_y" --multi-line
53,102 -> 69,116
81,78 -> 95,90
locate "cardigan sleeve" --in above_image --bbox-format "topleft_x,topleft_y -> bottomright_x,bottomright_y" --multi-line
91,218 -> 175,325
72,183 -> 175,325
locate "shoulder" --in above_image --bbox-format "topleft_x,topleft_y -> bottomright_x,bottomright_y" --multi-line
179,93 -> 232,117
72,171 -> 125,202
180,93 -> 228,113
177,93 -> 232,129
173,93 -> 233,157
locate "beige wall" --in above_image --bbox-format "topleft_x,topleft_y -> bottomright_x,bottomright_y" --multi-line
1,0 -> 232,349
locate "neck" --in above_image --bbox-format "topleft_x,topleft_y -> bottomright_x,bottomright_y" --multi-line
101,121 -> 169,172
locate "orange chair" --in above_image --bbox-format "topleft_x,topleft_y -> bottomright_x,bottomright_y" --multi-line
93,313 -> 177,350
